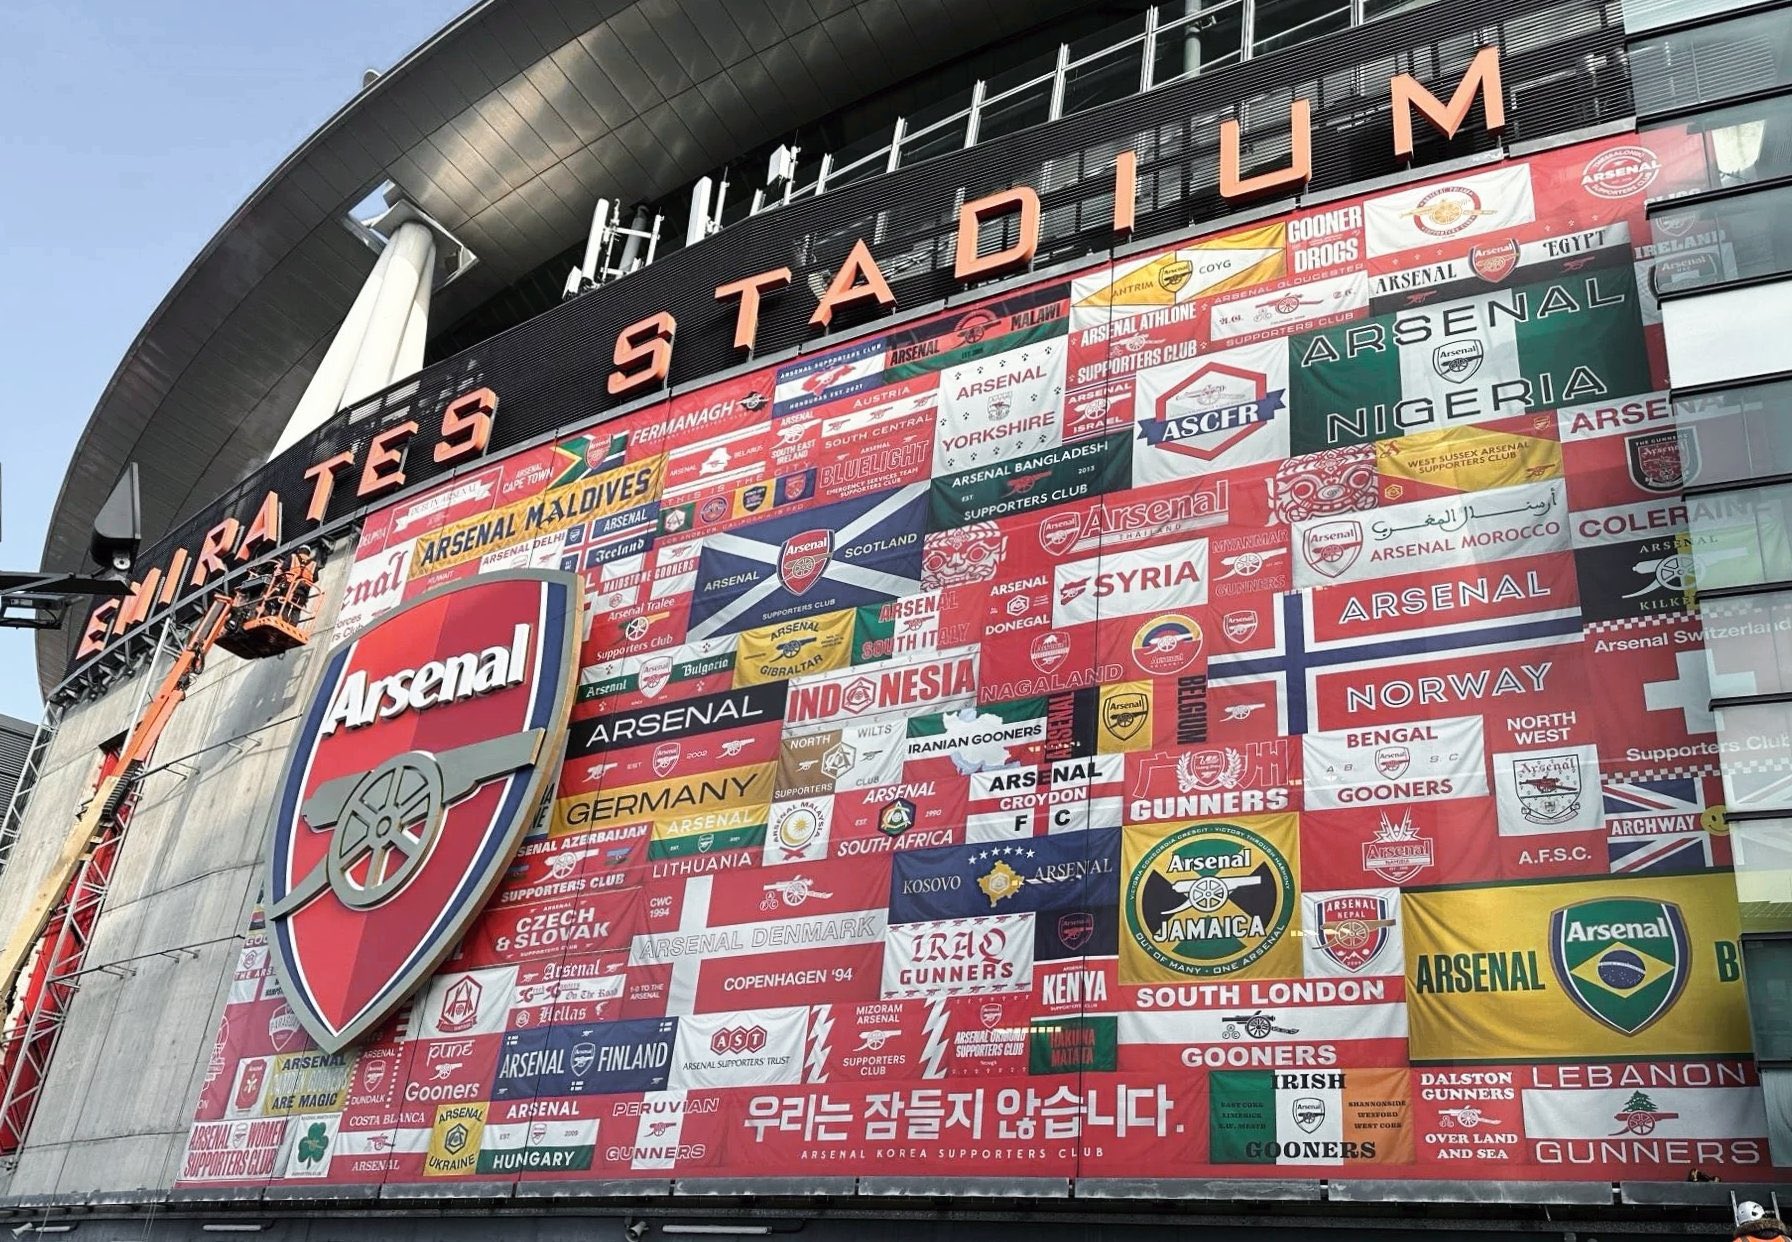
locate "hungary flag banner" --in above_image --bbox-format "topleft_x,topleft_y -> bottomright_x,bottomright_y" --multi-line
1209,1068 -> 1412,1166
1289,264 -> 1650,455
475,1119 -> 598,1173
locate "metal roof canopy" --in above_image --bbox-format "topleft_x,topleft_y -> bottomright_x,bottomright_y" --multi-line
36,0 -> 1086,694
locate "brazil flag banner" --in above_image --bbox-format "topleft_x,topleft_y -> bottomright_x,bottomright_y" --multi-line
1290,264 -> 1651,455
1403,873 -> 1751,1062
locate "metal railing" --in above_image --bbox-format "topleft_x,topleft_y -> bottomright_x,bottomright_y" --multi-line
571,0 -> 1438,292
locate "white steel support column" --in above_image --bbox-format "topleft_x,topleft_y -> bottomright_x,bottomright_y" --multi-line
271,218 -> 437,458
339,221 -> 436,409
395,258 -> 433,386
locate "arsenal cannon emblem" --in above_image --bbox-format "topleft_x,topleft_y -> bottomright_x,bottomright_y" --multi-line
265,570 -> 580,1052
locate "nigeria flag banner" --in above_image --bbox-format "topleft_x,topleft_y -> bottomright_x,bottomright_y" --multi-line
1209,1068 -> 1413,1166
1289,264 -> 1651,455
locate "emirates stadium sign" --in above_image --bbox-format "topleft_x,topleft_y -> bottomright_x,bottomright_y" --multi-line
264,571 -> 580,1052
177,122 -> 1772,1190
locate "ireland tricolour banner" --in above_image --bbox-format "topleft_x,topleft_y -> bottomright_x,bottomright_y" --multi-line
1290,265 -> 1650,455
1209,1068 -> 1412,1166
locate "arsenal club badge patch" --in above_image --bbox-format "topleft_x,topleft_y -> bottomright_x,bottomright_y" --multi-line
264,570 -> 580,1053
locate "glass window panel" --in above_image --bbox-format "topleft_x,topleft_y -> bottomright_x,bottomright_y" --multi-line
1742,939 -> 1792,1061
1064,41 -> 1144,116
1705,590 -> 1792,700
1628,0 -> 1766,34
1632,8 -> 1792,115
1677,378 -> 1792,489
1689,481 -> 1792,591
1252,0 -> 1351,56
977,78 -> 1052,142
1651,182 -> 1792,295
1644,92 -> 1792,195
900,110 -> 970,165
1733,821 -> 1792,934
1364,0 -> 1441,20
1718,699 -> 1792,812
1153,4 -> 1244,86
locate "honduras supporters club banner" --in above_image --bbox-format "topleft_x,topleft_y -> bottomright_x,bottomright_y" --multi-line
178,131 -> 1765,1192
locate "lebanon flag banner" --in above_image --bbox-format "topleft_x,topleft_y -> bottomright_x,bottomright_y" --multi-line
628,853 -> 891,1015
1289,264 -> 1653,454
1520,1083 -> 1767,1152
1208,1067 -> 1413,1166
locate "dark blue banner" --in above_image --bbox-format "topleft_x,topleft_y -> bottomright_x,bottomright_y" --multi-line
492,1017 -> 677,1098
889,828 -> 1120,923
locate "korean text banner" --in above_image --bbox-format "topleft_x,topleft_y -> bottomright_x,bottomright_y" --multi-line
175,130 -> 1775,1191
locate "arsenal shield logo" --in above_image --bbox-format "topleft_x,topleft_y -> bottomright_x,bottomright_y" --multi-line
779,529 -> 833,595
264,570 -> 579,1053
1549,897 -> 1689,1035
1315,894 -> 1394,973
1057,912 -> 1095,951
1038,512 -> 1082,557
1627,429 -> 1685,493
1375,746 -> 1410,778
1301,520 -> 1362,579
1469,238 -> 1520,282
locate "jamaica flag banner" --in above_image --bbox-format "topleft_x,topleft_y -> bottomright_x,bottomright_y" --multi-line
1120,815 -> 1301,982
1289,266 -> 1652,454
1403,873 -> 1751,1062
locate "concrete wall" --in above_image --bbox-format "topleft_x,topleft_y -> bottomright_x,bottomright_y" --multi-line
0,554 -> 350,1198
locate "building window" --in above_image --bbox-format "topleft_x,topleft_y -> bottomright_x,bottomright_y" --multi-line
1649,91 -> 1792,188
1633,7 -> 1792,115
1626,0 -> 1771,35
1153,2 -> 1245,86
1704,590 -> 1792,698
1677,377 -> 1792,489
1651,180 -> 1792,295
1252,0 -> 1352,56
1741,938 -> 1792,1054
1689,481 -> 1792,591
1717,700 -> 1792,812
1733,822 -> 1792,934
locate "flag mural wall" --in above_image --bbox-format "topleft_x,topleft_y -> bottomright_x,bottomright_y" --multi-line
177,128 -> 1774,1189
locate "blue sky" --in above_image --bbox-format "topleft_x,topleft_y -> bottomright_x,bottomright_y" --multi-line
0,0 -> 469,721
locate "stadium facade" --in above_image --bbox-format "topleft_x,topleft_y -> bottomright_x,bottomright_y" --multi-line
3,0 -> 1791,1236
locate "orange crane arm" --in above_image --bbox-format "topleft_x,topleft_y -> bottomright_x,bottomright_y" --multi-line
0,593 -> 237,1008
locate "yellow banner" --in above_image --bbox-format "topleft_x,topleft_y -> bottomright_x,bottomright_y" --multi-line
1403,873 -> 1750,1061
1076,223 -> 1285,310
552,762 -> 775,838
735,610 -> 856,686
410,454 -> 665,576
1376,416 -> 1562,501
1121,814 -> 1301,983
261,1051 -> 350,1116
1097,681 -> 1154,754
424,1102 -> 487,1177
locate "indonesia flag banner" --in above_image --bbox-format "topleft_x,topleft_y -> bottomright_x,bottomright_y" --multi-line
628,855 -> 890,1014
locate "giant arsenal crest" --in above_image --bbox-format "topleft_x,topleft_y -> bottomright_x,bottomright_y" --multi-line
264,570 -> 580,1052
